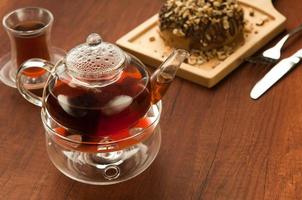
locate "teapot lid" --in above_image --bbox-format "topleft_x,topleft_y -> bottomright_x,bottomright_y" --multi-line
65,33 -> 126,81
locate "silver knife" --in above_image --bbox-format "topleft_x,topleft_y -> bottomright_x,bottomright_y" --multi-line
250,49 -> 302,99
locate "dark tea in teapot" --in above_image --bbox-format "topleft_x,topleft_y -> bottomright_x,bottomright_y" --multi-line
45,63 -> 152,137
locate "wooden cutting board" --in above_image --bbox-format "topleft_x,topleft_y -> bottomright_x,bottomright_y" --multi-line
116,0 -> 286,88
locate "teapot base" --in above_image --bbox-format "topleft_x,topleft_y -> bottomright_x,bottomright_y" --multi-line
45,125 -> 161,185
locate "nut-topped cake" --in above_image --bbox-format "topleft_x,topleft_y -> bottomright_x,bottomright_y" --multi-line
159,0 -> 244,61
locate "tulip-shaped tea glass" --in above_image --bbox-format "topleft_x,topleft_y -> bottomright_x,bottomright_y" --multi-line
16,33 -> 188,184
0,7 -> 65,88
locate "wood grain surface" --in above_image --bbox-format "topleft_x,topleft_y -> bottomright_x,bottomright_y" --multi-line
0,0 -> 302,199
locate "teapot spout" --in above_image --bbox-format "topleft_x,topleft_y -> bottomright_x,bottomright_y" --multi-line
151,49 -> 189,104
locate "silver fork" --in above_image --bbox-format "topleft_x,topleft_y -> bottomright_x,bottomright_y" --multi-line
247,24 -> 302,64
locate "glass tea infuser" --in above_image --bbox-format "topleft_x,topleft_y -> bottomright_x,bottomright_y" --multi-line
16,33 -> 188,185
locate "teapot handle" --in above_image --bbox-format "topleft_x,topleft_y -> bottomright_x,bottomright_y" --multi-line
16,58 -> 54,107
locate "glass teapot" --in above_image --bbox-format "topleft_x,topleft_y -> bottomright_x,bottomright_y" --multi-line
15,33 -> 188,184
16,33 -> 188,139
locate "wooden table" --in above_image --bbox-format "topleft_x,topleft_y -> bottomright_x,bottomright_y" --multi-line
0,0 -> 302,199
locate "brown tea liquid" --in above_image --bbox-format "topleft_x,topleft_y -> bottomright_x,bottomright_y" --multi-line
45,64 -> 152,138
13,21 -> 51,77
150,70 -> 173,104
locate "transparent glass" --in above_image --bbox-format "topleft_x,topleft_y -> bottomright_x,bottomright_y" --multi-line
15,33 -> 188,184
0,7 -> 65,88
42,101 -> 162,185
16,57 -> 163,185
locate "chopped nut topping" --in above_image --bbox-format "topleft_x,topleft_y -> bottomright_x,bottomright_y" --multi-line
184,42 -> 238,66
159,0 -> 243,36
223,18 -> 230,29
249,8 -> 255,17
188,56 -> 197,65
244,22 -> 253,33
149,36 -> 156,42
172,28 -> 185,36
159,0 -> 245,65
255,19 -> 264,26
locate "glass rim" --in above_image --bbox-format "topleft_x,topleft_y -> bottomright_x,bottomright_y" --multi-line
2,7 -> 54,36
42,101 -> 162,145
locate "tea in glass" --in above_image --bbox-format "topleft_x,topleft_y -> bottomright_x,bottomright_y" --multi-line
0,7 -> 65,88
